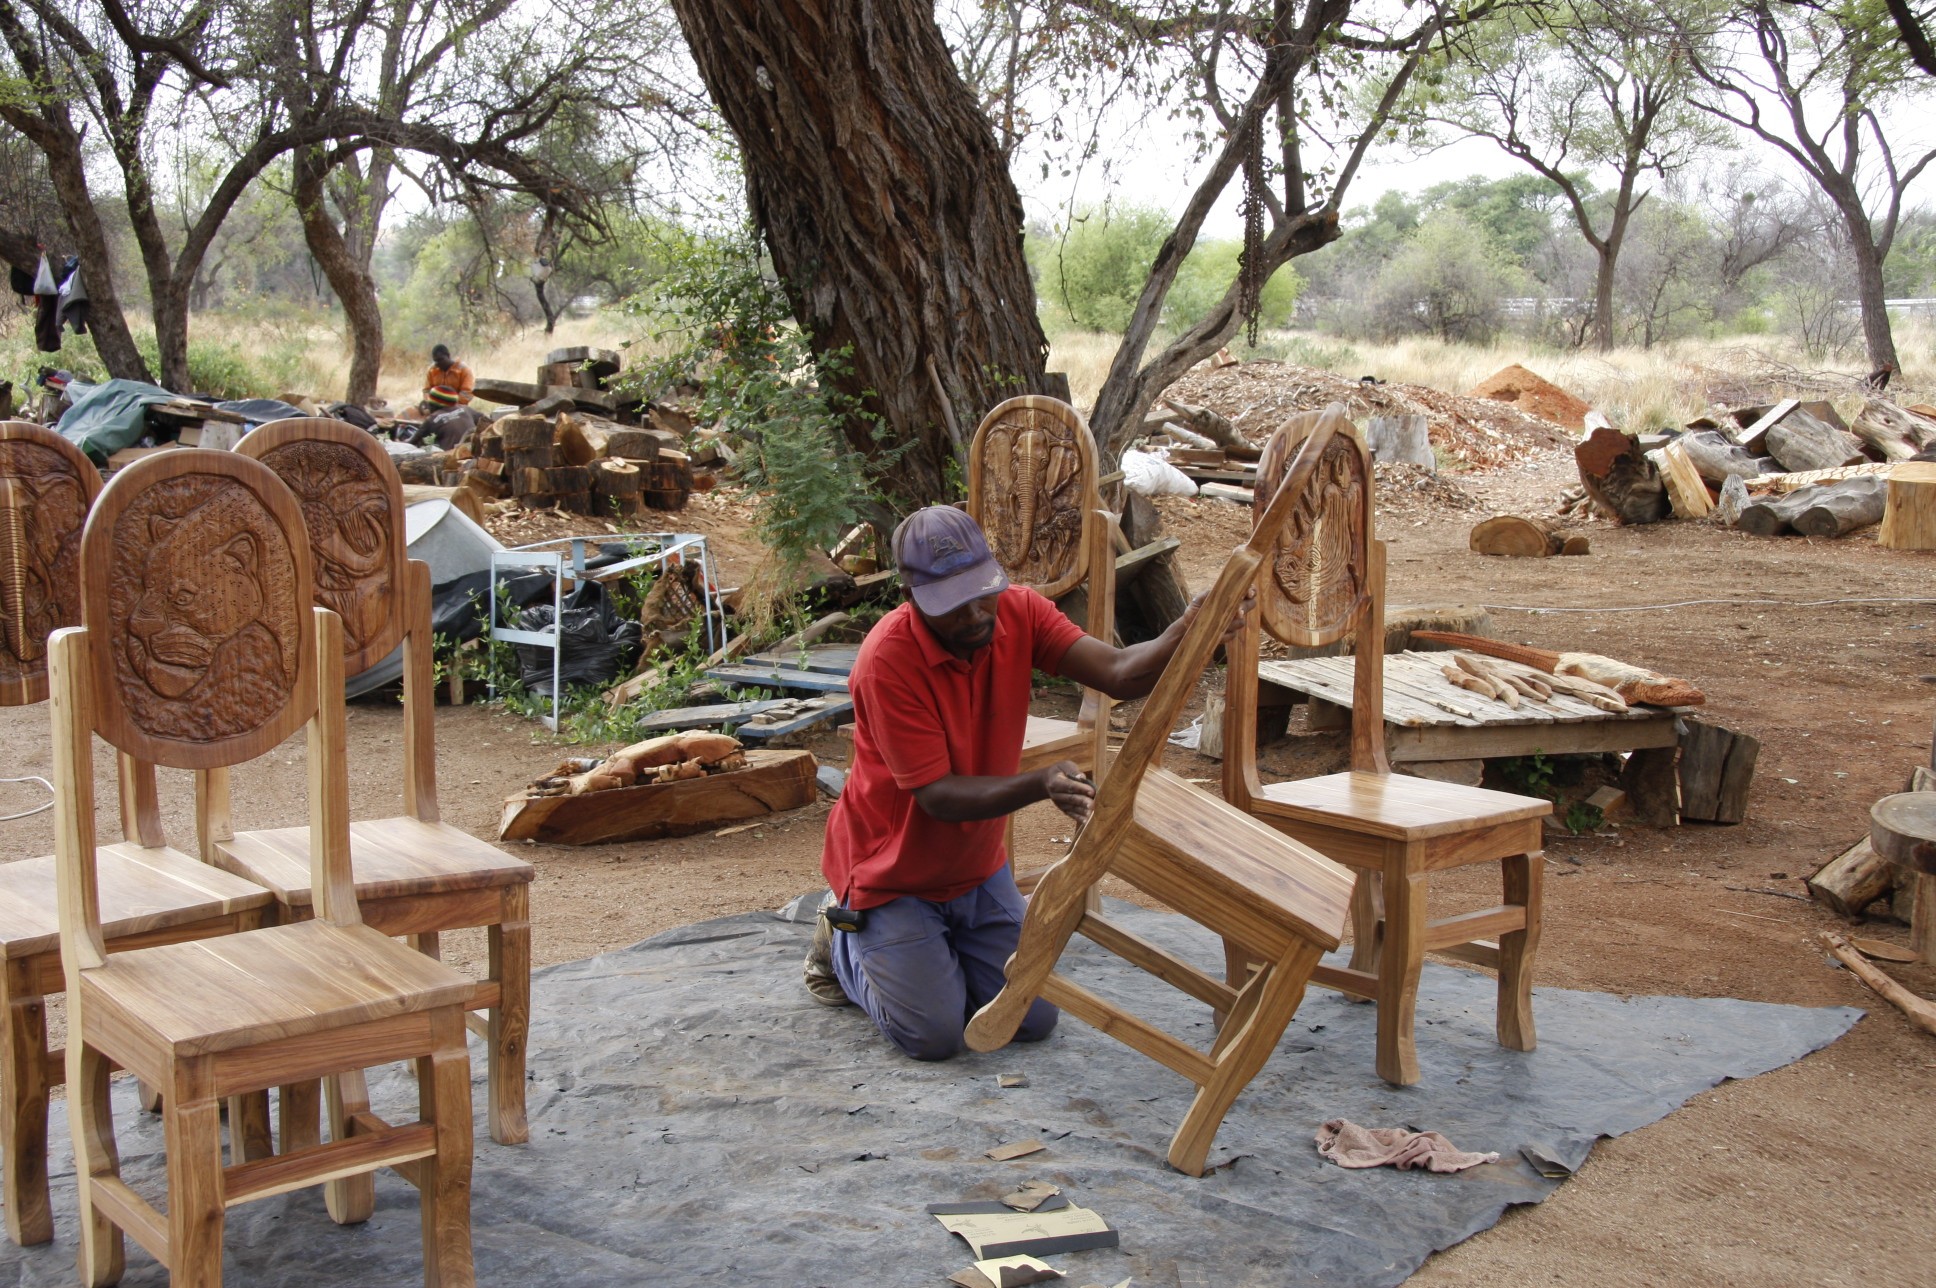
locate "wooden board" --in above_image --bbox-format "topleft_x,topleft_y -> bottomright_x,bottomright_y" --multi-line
1656,440 -> 1714,519
733,698 -> 856,741
705,663 -> 855,694
497,749 -> 818,844
628,699 -> 794,733
740,643 -> 861,676
1259,650 -> 1682,764
471,379 -> 616,413
1749,461 -> 1897,494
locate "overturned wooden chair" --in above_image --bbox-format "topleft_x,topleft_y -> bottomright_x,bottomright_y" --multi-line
0,423 -> 281,1248
50,450 -> 475,1285
207,419 -> 531,1191
965,406 -> 1357,1177
1222,413 -> 1549,1086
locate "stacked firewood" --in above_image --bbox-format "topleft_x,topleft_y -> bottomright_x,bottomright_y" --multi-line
441,409 -> 694,518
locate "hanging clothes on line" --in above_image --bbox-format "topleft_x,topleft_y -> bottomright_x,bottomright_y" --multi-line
56,258 -> 88,336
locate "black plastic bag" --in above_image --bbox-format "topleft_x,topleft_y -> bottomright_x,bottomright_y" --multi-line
514,580 -> 643,698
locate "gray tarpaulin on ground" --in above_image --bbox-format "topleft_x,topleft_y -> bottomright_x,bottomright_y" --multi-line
54,379 -> 179,463
1,901 -> 1859,1287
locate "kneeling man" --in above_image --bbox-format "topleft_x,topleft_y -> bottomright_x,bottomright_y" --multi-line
809,505 -> 1244,1059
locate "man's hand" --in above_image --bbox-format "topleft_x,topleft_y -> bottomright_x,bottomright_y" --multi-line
1175,578 -> 1257,646
1040,759 -> 1095,824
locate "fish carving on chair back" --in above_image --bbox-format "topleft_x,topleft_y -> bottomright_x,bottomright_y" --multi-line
110,477 -> 302,741
1257,427 -> 1368,646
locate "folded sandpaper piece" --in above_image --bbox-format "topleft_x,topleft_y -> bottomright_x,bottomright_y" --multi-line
0,899 -> 1859,1287
930,1200 -> 1118,1258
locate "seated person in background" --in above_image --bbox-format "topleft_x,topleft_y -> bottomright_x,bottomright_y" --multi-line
408,344 -> 480,450
806,505 -> 1252,1061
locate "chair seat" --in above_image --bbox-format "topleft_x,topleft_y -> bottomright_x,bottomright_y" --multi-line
1123,768 -> 1355,949
79,918 -> 473,1057
1019,715 -> 1089,770
215,816 -> 533,909
1256,771 -> 1550,841
0,845 -> 273,961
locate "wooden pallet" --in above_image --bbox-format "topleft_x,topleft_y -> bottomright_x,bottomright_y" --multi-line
1257,649 -> 1681,763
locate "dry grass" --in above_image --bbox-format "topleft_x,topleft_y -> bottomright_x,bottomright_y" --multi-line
1047,322 -> 1936,429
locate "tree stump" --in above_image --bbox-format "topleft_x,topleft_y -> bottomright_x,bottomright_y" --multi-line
1576,427 -> 1669,524
1677,719 -> 1759,824
1879,461 -> 1936,550
1807,837 -> 1899,918
498,414 -> 555,452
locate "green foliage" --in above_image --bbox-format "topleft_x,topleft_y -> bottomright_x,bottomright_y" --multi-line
626,225 -> 884,571
1368,211 -> 1521,343
1030,204 -> 1298,335
1497,752 -> 1558,800
1562,801 -> 1605,834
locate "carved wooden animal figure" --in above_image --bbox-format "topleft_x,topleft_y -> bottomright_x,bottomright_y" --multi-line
112,477 -> 300,741
0,432 -> 96,704
1257,419 -> 1369,646
257,439 -> 394,659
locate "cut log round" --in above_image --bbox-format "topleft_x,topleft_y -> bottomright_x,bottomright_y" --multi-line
514,467 -> 550,497
547,465 -> 593,493
1468,514 -> 1562,557
1872,793 -> 1936,876
1807,837 -> 1898,917
497,414 -> 555,452
506,445 -> 554,474
1879,461 -> 1936,551
606,427 -> 669,460
594,459 -> 643,497
556,414 -> 597,466
1575,427 -> 1669,525
395,453 -> 444,485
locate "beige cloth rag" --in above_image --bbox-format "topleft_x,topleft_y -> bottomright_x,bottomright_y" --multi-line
1314,1119 -> 1498,1173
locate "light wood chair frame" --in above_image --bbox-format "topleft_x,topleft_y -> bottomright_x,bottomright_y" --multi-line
964,406 -> 1358,1177
50,450 -> 474,1285
209,419 -> 530,1173
0,423 -> 282,1248
1222,413 -> 1548,1086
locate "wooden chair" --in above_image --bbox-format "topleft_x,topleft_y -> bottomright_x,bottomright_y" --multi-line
208,419 -> 531,1177
1222,413 -> 1550,1087
0,423 -> 283,1249
967,396 -> 1116,782
964,406 -> 1358,1177
49,449 -> 475,1285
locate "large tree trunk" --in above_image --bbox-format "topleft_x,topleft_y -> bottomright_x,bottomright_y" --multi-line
1843,208 -> 1899,374
668,0 -> 1050,507
296,147 -> 385,403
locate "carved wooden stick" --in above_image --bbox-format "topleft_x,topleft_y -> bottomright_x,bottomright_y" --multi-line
1821,932 -> 1936,1039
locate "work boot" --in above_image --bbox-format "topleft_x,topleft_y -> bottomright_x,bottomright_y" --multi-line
804,894 -> 853,1007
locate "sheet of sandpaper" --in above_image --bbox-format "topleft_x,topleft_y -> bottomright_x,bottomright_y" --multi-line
0,898 -> 1858,1287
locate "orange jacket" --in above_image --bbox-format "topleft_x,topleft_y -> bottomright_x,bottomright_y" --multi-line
423,361 -> 475,406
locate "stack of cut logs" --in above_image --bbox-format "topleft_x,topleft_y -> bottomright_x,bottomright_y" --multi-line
1572,396 -> 1936,544
403,405 -> 696,518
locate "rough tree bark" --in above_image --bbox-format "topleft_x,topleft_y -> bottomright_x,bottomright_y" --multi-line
668,0 -> 1051,506
294,146 -> 385,404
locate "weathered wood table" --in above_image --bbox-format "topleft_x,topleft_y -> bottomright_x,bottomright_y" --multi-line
1256,649 -> 1682,765
1871,792 -> 1936,962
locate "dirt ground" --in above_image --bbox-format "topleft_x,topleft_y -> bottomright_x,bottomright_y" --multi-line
5,437 -> 1935,1285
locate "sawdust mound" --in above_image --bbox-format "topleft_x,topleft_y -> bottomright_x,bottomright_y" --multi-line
1161,361 -> 1571,470
1468,364 -> 1592,433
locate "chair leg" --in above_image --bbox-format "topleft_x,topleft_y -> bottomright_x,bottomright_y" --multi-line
1,960 -> 52,1245
69,1046 -> 126,1287
164,1064 -> 225,1288
324,1071 -> 376,1225
488,884 -> 531,1145
1497,851 -> 1542,1052
278,1080 -> 321,1155
1346,872 -> 1383,981
417,1010 -> 476,1287
1375,868 -> 1427,1087
1169,942 -> 1324,1177
226,1093 -> 275,1165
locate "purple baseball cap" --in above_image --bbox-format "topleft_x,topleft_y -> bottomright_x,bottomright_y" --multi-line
893,506 -> 1009,616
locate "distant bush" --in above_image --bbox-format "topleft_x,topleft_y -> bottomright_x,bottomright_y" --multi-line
1367,213 -> 1519,344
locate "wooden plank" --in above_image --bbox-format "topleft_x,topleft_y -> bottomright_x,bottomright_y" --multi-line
733,698 -> 855,741
705,664 -> 855,693
740,643 -> 862,676
223,1123 -> 436,1205
1114,537 -> 1181,587
1388,713 -> 1679,763
1656,440 -> 1714,519
630,700 -> 793,733
497,748 -> 818,844
1038,971 -> 1215,1084
1749,460 -> 1895,493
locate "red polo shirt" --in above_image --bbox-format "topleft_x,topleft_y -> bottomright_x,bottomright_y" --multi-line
822,587 -> 1085,909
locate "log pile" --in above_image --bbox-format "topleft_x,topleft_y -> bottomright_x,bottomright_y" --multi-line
454,402 -> 696,518
1573,396 -> 1936,539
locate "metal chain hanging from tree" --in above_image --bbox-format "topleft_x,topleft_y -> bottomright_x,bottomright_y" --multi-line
1236,110 -> 1267,348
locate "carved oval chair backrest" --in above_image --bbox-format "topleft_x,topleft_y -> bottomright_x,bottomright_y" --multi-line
0,421 -> 102,707
1253,410 -> 1375,649
966,396 -> 1099,599
78,450 -> 316,771
236,418 -> 410,675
